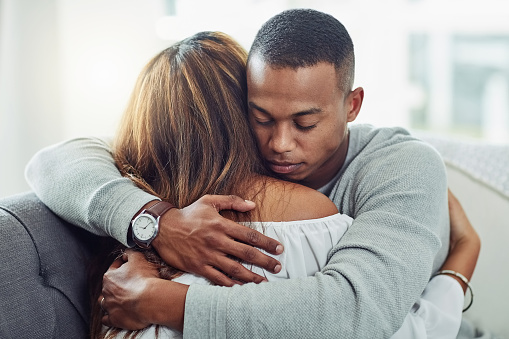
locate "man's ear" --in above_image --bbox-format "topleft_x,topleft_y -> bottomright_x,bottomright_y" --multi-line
347,87 -> 364,122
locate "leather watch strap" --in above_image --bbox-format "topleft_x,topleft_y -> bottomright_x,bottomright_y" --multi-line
145,201 -> 175,218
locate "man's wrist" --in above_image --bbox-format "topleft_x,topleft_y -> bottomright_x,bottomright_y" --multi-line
145,279 -> 188,332
131,200 -> 162,222
127,199 -> 162,246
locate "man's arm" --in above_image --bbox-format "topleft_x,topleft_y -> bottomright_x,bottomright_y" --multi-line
25,137 -> 154,244
186,140 -> 448,338
102,189 -> 478,338
25,137 -> 283,285
102,141 -> 450,338
100,250 -> 188,332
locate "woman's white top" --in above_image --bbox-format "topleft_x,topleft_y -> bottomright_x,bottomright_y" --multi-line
105,213 -> 463,339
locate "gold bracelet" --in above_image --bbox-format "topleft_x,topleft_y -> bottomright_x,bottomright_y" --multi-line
434,269 -> 474,312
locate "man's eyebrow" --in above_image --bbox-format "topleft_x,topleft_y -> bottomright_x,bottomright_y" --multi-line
293,108 -> 322,117
248,102 -> 322,116
248,102 -> 269,115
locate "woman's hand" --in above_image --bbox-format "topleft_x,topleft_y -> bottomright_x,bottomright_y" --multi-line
100,249 -> 188,331
448,189 -> 480,254
440,189 -> 481,293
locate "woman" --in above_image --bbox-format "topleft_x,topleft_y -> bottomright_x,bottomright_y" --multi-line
89,30 -> 349,338
84,32 -> 479,339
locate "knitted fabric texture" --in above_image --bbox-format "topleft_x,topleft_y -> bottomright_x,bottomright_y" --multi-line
25,125 -> 450,339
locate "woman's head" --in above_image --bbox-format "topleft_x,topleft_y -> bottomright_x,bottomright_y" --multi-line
115,31 -> 266,207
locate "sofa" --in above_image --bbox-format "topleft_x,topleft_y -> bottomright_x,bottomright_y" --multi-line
0,136 -> 507,338
419,135 -> 509,339
0,192 -> 99,338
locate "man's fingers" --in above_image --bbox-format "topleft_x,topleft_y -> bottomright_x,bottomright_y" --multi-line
123,248 -> 144,260
200,265 -> 238,287
105,249 -> 140,272
102,314 -> 111,327
213,256 -> 268,284
226,221 -> 284,256
109,258 -> 125,270
118,249 -> 149,266
222,238 -> 282,274
204,194 -> 256,213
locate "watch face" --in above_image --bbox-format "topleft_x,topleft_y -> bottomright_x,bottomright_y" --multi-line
132,214 -> 157,241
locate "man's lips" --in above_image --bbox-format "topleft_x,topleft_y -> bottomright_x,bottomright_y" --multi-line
267,161 -> 303,174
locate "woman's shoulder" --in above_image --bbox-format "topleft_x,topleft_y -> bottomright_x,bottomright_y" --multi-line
251,176 -> 338,222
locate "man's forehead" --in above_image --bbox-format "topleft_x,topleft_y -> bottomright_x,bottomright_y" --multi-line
247,56 -> 340,85
248,55 -> 333,69
247,70 -> 346,118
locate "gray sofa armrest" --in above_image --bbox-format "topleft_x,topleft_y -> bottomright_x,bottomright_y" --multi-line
0,192 -> 99,339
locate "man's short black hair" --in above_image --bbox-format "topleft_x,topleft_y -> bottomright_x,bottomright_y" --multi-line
248,8 -> 355,92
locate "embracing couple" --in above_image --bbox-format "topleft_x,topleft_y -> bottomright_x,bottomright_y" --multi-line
27,8 -> 480,339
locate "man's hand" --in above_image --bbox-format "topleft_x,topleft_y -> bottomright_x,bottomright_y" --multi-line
101,250 -> 189,332
101,250 -> 158,330
151,194 -> 283,286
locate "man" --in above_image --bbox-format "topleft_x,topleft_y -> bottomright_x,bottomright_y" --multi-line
26,9 -> 449,338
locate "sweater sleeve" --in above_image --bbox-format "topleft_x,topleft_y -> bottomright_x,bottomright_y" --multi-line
24,137 -> 159,246
391,275 -> 464,339
183,139 -> 449,339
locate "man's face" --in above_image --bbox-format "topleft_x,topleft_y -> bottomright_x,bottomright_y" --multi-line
247,56 -> 363,189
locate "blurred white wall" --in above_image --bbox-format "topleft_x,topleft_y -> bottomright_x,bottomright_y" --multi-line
1,0 -> 509,197
0,0 -> 170,197
0,0 -> 62,197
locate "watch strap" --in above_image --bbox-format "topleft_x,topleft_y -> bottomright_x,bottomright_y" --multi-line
144,201 -> 175,218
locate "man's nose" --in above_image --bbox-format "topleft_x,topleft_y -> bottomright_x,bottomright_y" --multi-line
269,125 -> 296,154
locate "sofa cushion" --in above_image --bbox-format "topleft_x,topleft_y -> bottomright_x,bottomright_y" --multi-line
0,192 -> 98,338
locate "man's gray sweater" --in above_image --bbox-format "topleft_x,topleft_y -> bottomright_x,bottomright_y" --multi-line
25,124 -> 449,338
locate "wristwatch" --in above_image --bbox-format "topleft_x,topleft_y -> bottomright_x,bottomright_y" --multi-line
131,201 -> 175,248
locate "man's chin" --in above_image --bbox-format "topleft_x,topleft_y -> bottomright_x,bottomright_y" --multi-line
272,171 -> 306,184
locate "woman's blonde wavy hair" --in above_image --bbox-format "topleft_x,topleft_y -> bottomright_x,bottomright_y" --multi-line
90,31 -> 269,339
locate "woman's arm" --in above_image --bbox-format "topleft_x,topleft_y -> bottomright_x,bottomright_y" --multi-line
438,189 -> 481,293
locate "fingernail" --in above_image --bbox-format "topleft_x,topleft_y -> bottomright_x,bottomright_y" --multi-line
256,277 -> 268,284
275,245 -> 284,254
244,199 -> 255,205
274,264 -> 282,273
